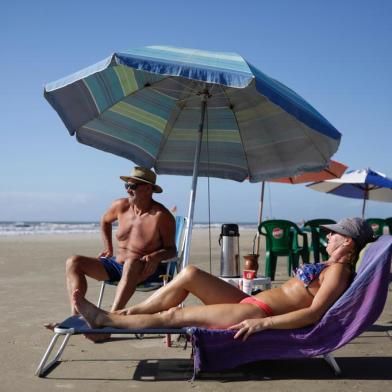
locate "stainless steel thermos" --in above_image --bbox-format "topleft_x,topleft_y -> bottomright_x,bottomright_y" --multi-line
218,223 -> 240,277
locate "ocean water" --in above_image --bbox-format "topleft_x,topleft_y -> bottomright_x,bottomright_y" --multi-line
0,221 -> 258,236
0,221 -> 102,236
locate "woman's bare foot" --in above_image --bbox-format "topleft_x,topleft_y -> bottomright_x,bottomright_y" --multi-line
72,289 -> 105,329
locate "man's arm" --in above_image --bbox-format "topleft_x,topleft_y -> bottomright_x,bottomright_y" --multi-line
140,211 -> 177,275
98,200 -> 121,258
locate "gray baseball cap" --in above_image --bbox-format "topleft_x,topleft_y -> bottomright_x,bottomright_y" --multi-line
321,217 -> 375,250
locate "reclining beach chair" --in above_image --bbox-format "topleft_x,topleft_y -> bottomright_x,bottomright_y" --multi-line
190,235 -> 392,376
96,215 -> 187,308
36,235 -> 392,379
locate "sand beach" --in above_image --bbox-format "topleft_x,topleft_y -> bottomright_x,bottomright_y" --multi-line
1,228 -> 391,392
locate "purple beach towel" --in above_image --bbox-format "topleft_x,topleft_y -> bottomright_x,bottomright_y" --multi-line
190,235 -> 392,372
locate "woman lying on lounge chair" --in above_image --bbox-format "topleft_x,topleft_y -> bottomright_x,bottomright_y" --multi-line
73,218 -> 374,341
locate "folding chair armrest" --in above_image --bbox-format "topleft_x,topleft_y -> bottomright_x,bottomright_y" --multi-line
161,256 -> 179,264
104,280 -> 119,286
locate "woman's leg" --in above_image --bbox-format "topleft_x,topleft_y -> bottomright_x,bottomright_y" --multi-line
127,265 -> 248,315
73,289 -> 266,330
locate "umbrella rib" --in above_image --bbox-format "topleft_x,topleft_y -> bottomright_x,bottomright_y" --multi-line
220,86 -> 252,178
325,168 -> 338,177
296,123 -> 330,165
154,77 -> 202,165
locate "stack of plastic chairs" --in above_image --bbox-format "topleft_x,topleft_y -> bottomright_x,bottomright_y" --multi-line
303,219 -> 336,263
258,219 -> 309,280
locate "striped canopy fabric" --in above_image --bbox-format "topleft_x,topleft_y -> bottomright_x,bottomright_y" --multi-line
45,45 -> 341,182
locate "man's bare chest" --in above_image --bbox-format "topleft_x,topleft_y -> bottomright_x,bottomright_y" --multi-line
116,213 -> 159,243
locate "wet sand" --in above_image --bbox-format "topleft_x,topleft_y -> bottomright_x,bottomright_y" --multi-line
0,229 -> 391,391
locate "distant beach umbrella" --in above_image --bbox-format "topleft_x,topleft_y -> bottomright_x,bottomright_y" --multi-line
44,45 -> 341,267
268,160 -> 347,185
307,168 -> 392,218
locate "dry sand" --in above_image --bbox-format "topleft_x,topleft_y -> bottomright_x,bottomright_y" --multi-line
0,229 -> 391,392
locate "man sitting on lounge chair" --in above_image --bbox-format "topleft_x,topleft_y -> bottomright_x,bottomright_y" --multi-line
46,167 -> 176,341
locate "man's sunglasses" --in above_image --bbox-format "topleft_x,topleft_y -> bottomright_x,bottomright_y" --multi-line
124,182 -> 141,191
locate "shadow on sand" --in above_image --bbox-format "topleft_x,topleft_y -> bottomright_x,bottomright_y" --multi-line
132,356 -> 392,382
41,322 -> 392,382
45,355 -> 392,382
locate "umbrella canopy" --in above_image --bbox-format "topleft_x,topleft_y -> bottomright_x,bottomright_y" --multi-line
45,46 -> 341,182
44,45 -> 342,266
307,168 -> 392,218
269,159 -> 347,184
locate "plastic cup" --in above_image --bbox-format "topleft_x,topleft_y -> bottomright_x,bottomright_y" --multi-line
242,269 -> 256,294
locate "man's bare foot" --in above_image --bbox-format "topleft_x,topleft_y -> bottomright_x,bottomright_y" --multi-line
44,322 -> 59,331
72,289 -> 105,329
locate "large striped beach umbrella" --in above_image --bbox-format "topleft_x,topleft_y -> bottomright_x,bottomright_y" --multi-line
44,45 -> 341,267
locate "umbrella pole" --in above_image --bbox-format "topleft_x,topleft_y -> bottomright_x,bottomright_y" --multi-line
256,181 -> 266,255
362,190 -> 368,219
182,93 -> 208,270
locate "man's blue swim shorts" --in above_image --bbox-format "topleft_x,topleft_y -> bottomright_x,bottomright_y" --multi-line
99,256 -> 167,282
99,257 -> 123,281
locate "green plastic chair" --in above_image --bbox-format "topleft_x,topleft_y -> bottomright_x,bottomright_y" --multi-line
258,219 -> 309,280
385,218 -> 392,235
303,219 -> 336,263
366,218 -> 387,238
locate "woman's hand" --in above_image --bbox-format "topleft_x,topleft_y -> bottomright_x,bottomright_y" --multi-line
328,242 -> 353,264
228,318 -> 272,341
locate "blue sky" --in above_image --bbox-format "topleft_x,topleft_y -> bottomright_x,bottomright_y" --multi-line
1,0 -> 392,223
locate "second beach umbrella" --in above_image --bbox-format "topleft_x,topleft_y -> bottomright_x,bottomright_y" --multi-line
307,167 -> 392,218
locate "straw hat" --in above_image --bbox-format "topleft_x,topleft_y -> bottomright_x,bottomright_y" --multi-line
120,167 -> 162,193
